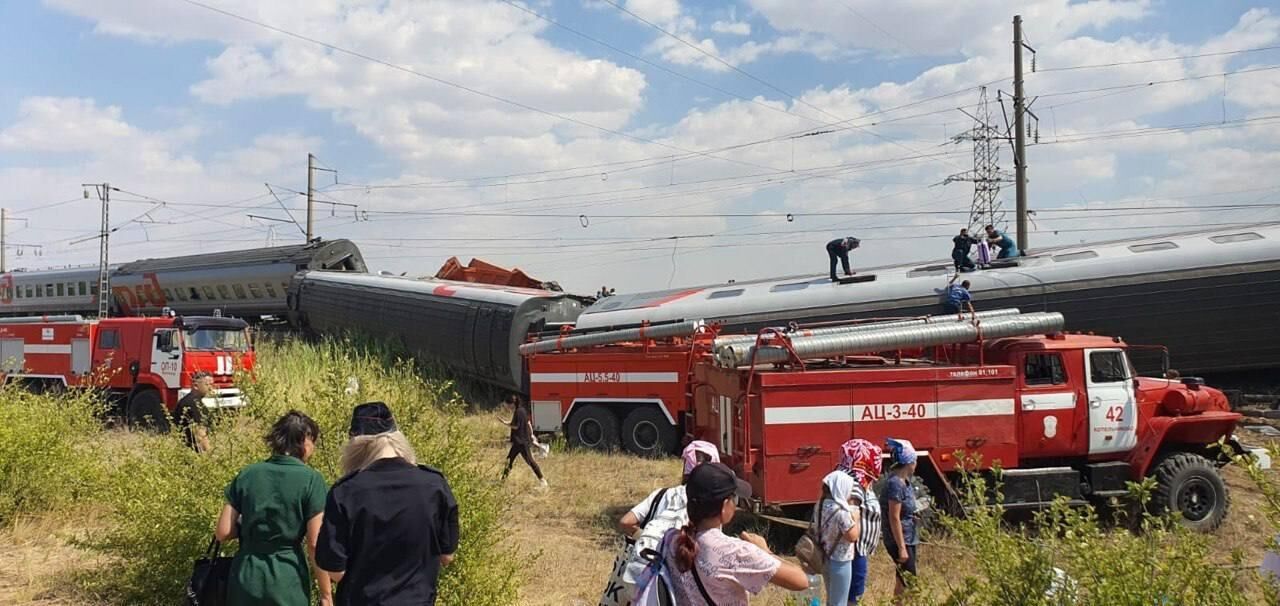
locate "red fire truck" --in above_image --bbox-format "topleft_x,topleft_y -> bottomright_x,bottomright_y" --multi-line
0,313 -> 253,430
526,311 -> 1246,529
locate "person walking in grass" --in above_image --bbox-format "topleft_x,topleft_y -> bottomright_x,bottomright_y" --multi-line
502,394 -> 547,487
216,411 -> 331,606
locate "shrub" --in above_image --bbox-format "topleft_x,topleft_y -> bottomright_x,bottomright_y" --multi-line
0,386 -> 105,526
906,461 -> 1249,606
82,336 -> 520,604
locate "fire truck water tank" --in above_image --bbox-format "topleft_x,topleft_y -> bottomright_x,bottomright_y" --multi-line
1160,384 -> 1228,415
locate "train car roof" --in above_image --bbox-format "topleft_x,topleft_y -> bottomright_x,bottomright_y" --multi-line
302,271 -> 584,307
114,239 -> 365,274
576,222 -> 1280,327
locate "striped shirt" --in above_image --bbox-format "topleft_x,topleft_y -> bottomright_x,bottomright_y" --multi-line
854,485 -> 881,557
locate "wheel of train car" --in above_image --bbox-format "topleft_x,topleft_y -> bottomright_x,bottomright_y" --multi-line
621,406 -> 677,457
567,404 -> 619,451
1152,452 -> 1228,532
125,389 -> 172,434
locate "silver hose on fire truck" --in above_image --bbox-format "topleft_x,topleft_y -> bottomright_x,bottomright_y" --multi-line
711,308 -> 1023,349
715,311 -> 1065,367
519,319 -> 704,355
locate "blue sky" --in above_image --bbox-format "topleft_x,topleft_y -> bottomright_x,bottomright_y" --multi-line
1,0 -> 1278,291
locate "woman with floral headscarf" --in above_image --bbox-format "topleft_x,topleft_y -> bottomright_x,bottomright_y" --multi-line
835,439 -> 883,605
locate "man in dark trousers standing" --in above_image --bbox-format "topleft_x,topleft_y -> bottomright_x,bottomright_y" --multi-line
173,371 -> 213,452
826,236 -> 861,282
952,228 -> 978,272
502,394 -> 547,487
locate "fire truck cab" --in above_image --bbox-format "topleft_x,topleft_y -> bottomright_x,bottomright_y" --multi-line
691,332 -> 1242,531
0,314 -> 253,431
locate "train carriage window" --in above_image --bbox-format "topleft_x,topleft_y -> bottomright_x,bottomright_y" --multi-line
56,283 -> 64,297
707,289 -> 744,299
247,283 -> 263,299
15,286 -> 21,299
174,287 -> 189,301
770,282 -> 809,293
1210,232 -> 1263,244
216,284 -> 231,299
232,284 -> 247,299
67,282 -> 75,296
35,285 -> 43,297
98,329 -> 119,350
162,288 -> 174,301
78,282 -> 87,296
46,283 -> 54,296
264,282 -> 278,298
1052,250 -> 1099,262
1128,241 -> 1177,253
90,283 -> 98,296
187,287 -> 199,301
202,286 -> 218,300
1024,353 -> 1067,386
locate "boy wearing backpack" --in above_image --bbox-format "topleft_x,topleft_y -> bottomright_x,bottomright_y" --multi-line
600,441 -> 720,606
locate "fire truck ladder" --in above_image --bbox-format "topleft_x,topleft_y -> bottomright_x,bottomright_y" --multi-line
715,310 -> 1065,367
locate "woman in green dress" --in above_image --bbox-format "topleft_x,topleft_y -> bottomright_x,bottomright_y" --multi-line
216,411 -> 332,606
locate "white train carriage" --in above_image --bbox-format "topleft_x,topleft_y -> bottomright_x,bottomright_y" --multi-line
0,239 -> 365,319
575,224 -> 1280,377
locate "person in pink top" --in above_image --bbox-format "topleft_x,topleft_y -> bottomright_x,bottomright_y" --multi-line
662,463 -> 808,605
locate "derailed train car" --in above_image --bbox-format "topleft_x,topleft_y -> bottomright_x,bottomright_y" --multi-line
574,224 -> 1280,383
288,272 -> 585,392
0,239 -> 365,318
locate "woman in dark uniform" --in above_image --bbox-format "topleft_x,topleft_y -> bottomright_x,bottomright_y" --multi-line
216,411 -> 330,606
317,402 -> 460,606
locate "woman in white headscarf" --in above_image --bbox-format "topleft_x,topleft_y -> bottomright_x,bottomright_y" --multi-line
814,470 -> 860,605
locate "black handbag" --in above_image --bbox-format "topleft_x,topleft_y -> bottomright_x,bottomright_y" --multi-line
186,537 -> 232,606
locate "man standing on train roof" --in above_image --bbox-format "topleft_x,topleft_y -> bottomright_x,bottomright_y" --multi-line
952,228 -> 978,272
984,224 -> 1021,259
826,236 -> 860,282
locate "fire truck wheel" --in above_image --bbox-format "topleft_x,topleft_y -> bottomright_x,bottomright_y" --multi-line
126,390 -> 172,434
567,405 -> 619,451
1152,452 -> 1228,532
621,407 -> 677,458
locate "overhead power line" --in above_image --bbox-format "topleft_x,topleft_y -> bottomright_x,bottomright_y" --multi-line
1039,43 -> 1280,73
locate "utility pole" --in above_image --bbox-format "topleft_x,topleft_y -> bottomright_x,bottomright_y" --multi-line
1,208 -> 6,274
1012,14 -> 1031,252
306,153 -> 315,242
944,86 -> 1013,231
82,183 -> 113,318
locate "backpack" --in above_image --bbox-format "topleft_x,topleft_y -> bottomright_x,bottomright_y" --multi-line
623,486 -> 690,585
794,500 -> 833,575
632,529 -> 718,606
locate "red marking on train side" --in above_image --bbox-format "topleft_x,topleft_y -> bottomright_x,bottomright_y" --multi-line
641,288 -> 704,308
433,285 -> 457,297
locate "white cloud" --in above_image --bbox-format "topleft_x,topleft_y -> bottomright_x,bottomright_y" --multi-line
0,97 -> 134,152
711,20 -> 751,36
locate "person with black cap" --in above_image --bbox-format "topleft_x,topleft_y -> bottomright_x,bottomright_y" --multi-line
826,236 -> 861,282
502,394 -> 547,487
662,463 -> 809,604
316,402 -> 460,606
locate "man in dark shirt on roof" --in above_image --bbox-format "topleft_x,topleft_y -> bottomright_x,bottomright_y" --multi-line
826,236 -> 860,282
952,228 -> 978,272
